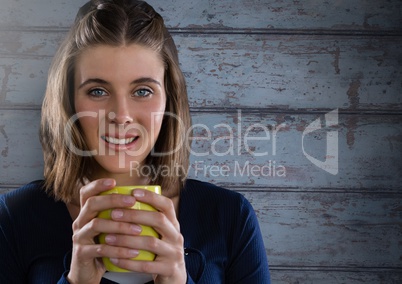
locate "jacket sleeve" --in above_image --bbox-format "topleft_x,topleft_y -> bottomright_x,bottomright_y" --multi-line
0,197 -> 26,284
225,196 -> 271,283
186,271 -> 196,284
57,271 -> 121,284
57,272 -> 71,284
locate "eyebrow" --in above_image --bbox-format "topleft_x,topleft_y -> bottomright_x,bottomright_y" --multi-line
78,77 -> 162,89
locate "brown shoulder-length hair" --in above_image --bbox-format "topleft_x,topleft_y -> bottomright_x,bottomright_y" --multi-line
40,0 -> 191,203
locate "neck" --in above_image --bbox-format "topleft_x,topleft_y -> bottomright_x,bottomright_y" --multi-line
89,162 -> 150,186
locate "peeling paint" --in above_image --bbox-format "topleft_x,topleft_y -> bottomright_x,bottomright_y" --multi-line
345,75 -> 363,148
1,146 -> 9,158
24,44 -> 44,54
0,32 -> 22,53
345,116 -> 358,148
218,62 -> 241,72
385,134 -> 402,151
0,65 -> 13,103
363,13 -> 381,30
0,125 -> 8,140
347,77 -> 362,110
331,47 -> 341,75
296,120 -> 308,132
0,124 -> 9,158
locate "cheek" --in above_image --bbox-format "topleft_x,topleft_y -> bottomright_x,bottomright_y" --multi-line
144,96 -> 167,131
74,96 -> 85,113
139,112 -> 164,140
77,116 -> 99,140
152,114 -> 164,132
154,101 -> 166,129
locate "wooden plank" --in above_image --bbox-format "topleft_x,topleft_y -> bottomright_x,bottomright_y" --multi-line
0,30 -> 64,57
0,0 -> 85,28
178,34 -> 402,110
0,110 -> 43,185
0,57 -> 49,106
1,32 -> 401,110
0,0 -> 401,31
270,268 -> 402,284
188,111 -> 402,190
150,0 -> 402,31
242,191 -> 402,268
1,110 -> 401,189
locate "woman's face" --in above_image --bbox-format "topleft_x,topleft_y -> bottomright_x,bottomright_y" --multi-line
74,44 -> 166,180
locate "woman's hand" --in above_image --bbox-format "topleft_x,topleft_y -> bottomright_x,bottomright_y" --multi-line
104,188 -> 187,284
67,178 -> 142,284
66,178 -> 186,284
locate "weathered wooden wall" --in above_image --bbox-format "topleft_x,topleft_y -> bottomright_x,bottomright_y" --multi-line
1,0 -> 401,283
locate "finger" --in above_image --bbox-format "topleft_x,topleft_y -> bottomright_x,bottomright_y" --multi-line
132,189 -> 180,230
108,208 -> 179,242
73,218 -> 142,243
109,246 -> 185,277
73,243 -> 141,262
102,234 -> 177,257
79,178 -> 116,207
74,194 -> 136,230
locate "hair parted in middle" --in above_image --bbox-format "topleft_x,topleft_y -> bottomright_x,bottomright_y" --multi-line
40,0 -> 192,202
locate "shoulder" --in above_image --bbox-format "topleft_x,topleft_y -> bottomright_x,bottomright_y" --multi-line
0,180 -> 54,220
0,179 -> 70,240
182,179 -> 247,204
0,181 -> 48,250
181,179 -> 255,220
1,180 -> 47,207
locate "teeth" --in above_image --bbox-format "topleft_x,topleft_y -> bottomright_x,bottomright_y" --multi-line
102,136 -> 136,145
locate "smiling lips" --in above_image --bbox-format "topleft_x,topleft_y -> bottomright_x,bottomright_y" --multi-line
101,135 -> 139,145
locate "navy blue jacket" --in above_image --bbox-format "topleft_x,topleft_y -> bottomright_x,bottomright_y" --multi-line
0,179 -> 270,283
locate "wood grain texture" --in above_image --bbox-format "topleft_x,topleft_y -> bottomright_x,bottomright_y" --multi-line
188,112 -> 402,190
0,110 -> 43,185
148,0 -> 402,32
243,191 -> 402,268
0,0 -> 401,31
270,269 -> 402,284
0,0 -> 401,282
1,31 -> 401,111
179,34 -> 402,111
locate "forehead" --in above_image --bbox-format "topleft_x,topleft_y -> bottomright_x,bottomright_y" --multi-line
74,44 -> 165,82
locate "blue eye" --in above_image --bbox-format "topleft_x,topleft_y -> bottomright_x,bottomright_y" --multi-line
135,89 -> 152,97
89,88 -> 107,97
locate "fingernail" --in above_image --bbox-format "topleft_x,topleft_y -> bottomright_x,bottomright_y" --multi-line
130,224 -> 142,233
110,258 -> 119,264
105,235 -> 116,243
128,249 -> 139,257
112,210 -> 123,219
103,179 -> 113,186
133,189 -> 144,198
123,195 -> 135,204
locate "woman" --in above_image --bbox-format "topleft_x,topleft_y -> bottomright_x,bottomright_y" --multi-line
0,1 -> 270,283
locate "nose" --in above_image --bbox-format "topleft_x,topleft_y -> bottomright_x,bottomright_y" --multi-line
108,97 -> 133,125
